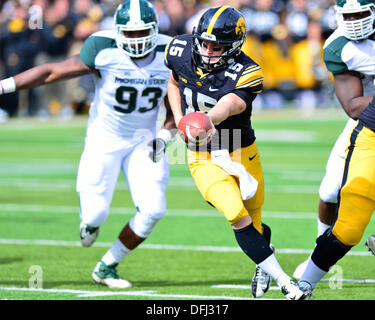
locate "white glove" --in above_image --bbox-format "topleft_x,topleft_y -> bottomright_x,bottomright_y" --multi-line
148,138 -> 166,162
148,129 -> 172,163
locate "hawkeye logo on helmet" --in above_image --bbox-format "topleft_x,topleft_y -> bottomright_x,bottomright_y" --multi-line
235,17 -> 246,35
201,32 -> 216,41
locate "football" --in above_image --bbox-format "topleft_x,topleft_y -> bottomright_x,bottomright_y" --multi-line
178,112 -> 214,146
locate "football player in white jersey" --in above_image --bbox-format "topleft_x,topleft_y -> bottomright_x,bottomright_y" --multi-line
293,0 -> 375,295
0,0 -> 175,289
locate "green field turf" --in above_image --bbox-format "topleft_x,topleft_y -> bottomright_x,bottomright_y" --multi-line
0,108 -> 374,301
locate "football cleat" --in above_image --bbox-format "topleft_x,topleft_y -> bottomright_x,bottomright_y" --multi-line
80,222 -> 100,247
293,259 -> 309,280
280,280 -> 306,300
365,234 -> 375,256
251,266 -> 272,298
298,280 -> 315,300
92,261 -> 132,289
251,244 -> 275,298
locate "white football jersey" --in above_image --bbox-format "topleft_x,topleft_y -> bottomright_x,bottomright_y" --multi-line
324,29 -> 375,96
80,30 -> 172,138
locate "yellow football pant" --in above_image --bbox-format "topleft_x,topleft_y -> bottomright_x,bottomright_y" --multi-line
333,122 -> 375,246
187,142 -> 264,233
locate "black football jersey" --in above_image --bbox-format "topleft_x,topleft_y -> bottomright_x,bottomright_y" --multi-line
165,34 -> 263,153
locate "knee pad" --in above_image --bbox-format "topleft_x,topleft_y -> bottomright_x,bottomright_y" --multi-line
129,209 -> 165,239
79,192 -> 110,227
311,229 -> 352,272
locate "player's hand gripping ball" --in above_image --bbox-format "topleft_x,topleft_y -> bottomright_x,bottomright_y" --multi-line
178,112 -> 214,146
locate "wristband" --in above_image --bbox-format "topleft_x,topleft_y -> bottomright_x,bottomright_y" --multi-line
157,128 -> 172,144
0,77 -> 16,95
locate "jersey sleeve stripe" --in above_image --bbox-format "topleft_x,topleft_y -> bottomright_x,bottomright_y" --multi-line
241,66 -> 261,75
207,6 -> 230,34
164,37 -> 174,65
236,68 -> 263,87
236,78 -> 263,89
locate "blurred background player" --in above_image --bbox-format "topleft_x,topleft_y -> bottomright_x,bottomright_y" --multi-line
0,0 -> 176,289
165,5 -> 307,300
293,0 -> 375,280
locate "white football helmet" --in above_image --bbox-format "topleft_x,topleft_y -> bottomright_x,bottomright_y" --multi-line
114,0 -> 158,58
335,0 -> 375,41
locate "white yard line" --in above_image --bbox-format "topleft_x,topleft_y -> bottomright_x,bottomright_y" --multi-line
0,178 -> 319,193
0,286 -> 259,300
0,239 -> 371,256
0,203 -> 318,219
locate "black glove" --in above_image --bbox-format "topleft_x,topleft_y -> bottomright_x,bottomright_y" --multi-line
148,138 -> 166,162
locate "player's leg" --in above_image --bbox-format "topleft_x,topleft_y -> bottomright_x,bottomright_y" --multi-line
94,143 -> 169,288
77,138 -> 123,247
298,123 -> 375,297
294,120 -> 354,279
188,146 -> 305,299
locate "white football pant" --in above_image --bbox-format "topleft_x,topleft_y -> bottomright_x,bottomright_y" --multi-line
77,132 -> 169,238
319,118 -> 356,203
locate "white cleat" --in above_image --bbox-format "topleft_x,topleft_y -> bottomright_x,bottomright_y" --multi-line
280,280 -> 306,300
251,266 -> 272,298
298,280 -> 314,300
365,234 -> 375,256
80,222 -> 100,247
293,259 -> 309,280
92,261 -> 132,289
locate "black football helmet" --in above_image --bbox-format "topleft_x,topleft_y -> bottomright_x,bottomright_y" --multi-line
192,6 -> 246,71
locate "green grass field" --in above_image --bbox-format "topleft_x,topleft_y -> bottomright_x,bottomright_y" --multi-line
0,108 -> 374,301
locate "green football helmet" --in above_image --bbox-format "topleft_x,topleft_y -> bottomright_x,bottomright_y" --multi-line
114,0 -> 158,58
335,0 -> 375,40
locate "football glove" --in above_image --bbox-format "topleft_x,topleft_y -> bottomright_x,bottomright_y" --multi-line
148,129 -> 172,163
148,138 -> 166,162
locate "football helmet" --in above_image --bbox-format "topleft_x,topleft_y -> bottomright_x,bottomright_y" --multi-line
114,0 -> 158,58
192,6 -> 246,71
335,0 -> 375,41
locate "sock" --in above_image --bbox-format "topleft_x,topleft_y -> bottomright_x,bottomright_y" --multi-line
101,238 -> 132,266
258,253 -> 291,287
234,223 -> 273,264
299,258 -> 327,289
317,218 -> 331,237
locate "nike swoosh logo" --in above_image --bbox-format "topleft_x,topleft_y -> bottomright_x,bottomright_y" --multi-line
150,74 -> 160,78
209,86 -> 219,92
249,153 -> 257,161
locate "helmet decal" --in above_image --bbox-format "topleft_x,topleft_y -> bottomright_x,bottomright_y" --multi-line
236,16 -> 246,36
206,5 -> 230,34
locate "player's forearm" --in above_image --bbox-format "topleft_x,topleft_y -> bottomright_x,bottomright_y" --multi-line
13,64 -> 59,90
207,93 -> 246,125
344,96 -> 373,119
1,55 -> 92,94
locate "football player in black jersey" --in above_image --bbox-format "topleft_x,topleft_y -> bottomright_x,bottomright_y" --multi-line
165,5 -> 306,300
